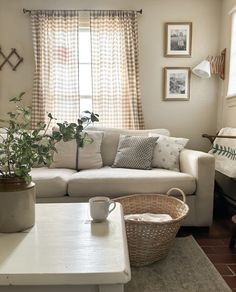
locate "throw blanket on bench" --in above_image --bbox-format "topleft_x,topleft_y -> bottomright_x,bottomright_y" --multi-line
209,127 -> 236,178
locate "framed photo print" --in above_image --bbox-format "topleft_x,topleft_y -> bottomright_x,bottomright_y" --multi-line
165,22 -> 192,57
163,67 -> 191,101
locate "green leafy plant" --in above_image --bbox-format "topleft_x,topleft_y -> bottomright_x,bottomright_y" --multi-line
212,144 -> 236,160
0,92 -> 99,182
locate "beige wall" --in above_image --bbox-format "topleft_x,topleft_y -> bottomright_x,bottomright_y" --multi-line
0,0 -> 221,151
218,0 -> 236,129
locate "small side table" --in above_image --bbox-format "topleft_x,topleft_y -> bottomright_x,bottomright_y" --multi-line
229,215 -> 236,249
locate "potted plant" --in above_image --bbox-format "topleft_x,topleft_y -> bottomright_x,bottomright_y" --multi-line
0,92 -> 99,232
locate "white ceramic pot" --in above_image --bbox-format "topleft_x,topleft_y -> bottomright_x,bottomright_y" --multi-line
0,179 -> 36,233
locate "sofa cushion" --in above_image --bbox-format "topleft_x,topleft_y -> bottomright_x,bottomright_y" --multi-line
31,167 -> 77,197
68,166 -> 196,197
88,127 -> 170,166
149,134 -> 189,171
112,135 -> 157,170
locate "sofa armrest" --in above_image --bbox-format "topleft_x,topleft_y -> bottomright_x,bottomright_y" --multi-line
180,149 -> 215,179
180,149 -> 215,226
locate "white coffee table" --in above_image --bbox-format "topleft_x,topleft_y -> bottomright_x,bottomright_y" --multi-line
0,203 -> 131,292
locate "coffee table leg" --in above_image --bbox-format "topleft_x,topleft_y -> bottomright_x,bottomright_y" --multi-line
99,284 -> 124,292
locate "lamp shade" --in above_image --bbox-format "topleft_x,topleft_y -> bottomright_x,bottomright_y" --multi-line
192,60 -> 211,78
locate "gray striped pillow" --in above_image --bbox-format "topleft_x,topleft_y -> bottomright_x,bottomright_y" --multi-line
112,135 -> 157,170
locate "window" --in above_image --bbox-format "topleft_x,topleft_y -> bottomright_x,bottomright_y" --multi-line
227,9 -> 236,97
79,25 -> 93,113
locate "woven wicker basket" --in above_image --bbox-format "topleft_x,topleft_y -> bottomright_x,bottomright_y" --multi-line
115,188 -> 189,267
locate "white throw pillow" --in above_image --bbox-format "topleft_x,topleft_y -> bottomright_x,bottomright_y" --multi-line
51,131 -> 104,170
78,131 -> 104,170
50,139 -> 77,169
149,134 -> 189,171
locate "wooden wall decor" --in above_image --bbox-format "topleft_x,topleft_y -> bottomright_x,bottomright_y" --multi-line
0,47 -> 23,71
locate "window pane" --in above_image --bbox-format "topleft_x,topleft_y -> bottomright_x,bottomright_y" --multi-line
79,30 -> 91,63
80,97 -> 92,113
79,64 -> 92,96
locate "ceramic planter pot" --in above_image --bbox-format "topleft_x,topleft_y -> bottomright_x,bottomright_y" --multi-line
0,177 -> 36,233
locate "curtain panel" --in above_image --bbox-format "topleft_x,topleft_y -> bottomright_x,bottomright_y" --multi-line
30,10 -> 80,128
90,11 -> 144,129
30,10 -> 144,129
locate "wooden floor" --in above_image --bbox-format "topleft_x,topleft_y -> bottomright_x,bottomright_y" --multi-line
178,202 -> 236,291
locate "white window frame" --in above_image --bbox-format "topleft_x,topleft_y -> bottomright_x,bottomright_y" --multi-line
79,26 -> 93,114
227,7 -> 236,98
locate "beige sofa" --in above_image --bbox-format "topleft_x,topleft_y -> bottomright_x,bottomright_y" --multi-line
31,127 -> 215,227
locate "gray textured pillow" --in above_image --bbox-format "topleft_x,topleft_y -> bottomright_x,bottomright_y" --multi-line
112,135 -> 158,170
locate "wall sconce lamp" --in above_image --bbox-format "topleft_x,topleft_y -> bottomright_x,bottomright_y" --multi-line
192,48 -> 226,80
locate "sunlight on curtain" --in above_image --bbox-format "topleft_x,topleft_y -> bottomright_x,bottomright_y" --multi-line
30,10 -> 80,127
90,11 -> 144,129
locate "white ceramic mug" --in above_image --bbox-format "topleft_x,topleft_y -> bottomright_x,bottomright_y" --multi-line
89,196 -> 116,222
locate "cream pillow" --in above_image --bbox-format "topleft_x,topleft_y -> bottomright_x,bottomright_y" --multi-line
149,134 -> 189,171
50,139 -> 77,169
78,131 -> 104,170
51,131 -> 104,170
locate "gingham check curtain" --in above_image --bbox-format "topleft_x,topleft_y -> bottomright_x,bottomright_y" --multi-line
30,10 -> 80,128
30,10 -> 144,129
90,11 -> 144,129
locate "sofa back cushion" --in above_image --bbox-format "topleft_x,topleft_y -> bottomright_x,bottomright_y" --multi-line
88,127 -> 170,166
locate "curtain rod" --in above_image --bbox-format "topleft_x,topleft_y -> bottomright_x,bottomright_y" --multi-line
23,8 -> 142,14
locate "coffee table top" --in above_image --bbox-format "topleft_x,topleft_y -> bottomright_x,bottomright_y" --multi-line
0,203 -> 131,286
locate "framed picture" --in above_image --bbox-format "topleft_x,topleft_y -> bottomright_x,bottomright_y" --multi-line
163,67 -> 191,101
165,22 -> 192,57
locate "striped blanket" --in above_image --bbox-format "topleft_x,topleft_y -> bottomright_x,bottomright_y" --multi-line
209,127 -> 236,178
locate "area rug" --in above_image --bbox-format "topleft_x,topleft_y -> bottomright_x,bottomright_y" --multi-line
125,236 -> 231,292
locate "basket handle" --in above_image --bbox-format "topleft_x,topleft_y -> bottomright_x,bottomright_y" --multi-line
167,188 -> 186,203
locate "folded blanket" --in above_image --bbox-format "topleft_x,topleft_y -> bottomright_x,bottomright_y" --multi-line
209,127 -> 236,178
124,213 -> 173,222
